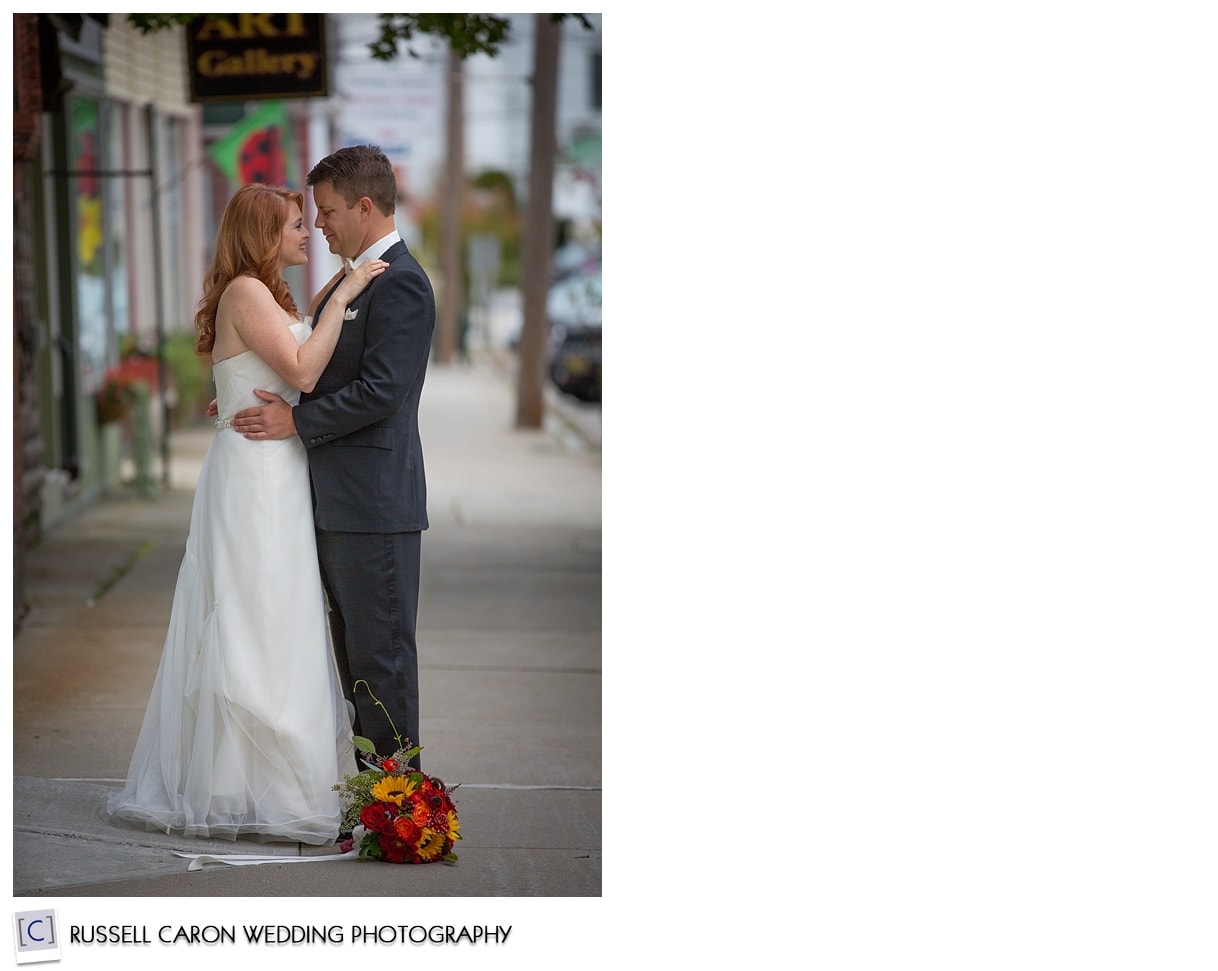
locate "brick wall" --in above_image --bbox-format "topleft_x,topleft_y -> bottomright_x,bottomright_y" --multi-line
13,13 -> 43,622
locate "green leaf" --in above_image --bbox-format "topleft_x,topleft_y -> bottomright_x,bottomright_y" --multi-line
370,13 -> 510,61
353,736 -> 377,754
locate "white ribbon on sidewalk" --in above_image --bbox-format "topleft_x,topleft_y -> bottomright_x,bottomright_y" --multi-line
174,851 -> 360,871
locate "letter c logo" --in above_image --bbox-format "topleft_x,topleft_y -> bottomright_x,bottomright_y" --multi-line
26,919 -> 45,943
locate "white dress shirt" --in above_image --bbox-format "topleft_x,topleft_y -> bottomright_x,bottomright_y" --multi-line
346,230 -> 402,269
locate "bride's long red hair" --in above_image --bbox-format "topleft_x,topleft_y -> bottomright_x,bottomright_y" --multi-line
194,183 -> 302,355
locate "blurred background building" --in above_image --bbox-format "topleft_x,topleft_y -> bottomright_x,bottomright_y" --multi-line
13,13 -> 601,622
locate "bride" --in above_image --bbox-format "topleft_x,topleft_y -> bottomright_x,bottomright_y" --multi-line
107,183 -> 385,844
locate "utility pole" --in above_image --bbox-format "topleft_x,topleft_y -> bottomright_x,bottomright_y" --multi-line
437,45 -> 464,365
515,13 -> 560,428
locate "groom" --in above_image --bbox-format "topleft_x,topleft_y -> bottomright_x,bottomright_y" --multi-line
232,144 -> 435,770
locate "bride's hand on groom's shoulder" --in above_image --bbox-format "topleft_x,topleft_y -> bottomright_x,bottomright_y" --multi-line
338,259 -> 388,302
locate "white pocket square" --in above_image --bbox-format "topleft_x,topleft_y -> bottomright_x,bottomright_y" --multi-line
344,307 -> 359,320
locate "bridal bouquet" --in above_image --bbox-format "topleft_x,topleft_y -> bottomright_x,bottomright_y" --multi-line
334,682 -> 461,864
334,744 -> 461,864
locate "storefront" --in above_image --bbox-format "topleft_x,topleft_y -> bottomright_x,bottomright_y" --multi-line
23,16 -> 206,533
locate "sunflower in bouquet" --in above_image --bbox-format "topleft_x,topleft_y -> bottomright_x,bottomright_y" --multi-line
333,684 -> 461,865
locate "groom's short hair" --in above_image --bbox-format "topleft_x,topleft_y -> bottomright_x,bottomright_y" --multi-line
307,144 -> 397,217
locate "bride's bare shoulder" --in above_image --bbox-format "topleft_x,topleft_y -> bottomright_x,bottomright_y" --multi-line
220,275 -> 272,300
218,276 -> 279,317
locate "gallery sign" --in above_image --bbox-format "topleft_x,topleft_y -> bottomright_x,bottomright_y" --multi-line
187,13 -> 328,102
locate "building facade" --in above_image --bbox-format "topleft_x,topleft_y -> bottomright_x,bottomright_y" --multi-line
14,14 -> 207,621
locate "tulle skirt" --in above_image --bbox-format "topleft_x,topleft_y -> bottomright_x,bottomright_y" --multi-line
106,425 -> 356,844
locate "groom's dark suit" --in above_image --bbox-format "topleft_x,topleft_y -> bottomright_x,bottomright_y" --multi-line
294,239 -> 435,768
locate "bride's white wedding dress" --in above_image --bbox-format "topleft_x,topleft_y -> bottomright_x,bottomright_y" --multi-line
107,321 -> 356,845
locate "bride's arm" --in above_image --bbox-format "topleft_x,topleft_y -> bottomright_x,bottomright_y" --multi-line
226,261 -> 387,392
305,269 -> 345,321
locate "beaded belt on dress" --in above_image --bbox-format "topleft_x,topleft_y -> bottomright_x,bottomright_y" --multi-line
215,417 -> 235,429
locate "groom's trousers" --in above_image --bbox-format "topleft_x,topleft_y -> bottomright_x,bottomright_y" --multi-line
315,528 -> 422,771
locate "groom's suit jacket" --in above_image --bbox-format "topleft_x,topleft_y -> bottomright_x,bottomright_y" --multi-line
294,239 -> 436,533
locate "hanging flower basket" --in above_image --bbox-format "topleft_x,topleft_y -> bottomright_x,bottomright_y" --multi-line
95,370 -> 136,424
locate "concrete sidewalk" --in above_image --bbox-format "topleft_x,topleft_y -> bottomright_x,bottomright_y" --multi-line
13,355 -> 601,897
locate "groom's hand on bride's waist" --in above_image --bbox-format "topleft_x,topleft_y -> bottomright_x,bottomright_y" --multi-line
233,389 -> 296,441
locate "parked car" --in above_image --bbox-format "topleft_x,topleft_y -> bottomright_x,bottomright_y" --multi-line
547,267 -> 601,402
